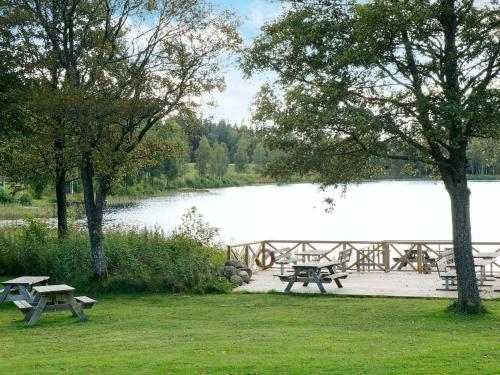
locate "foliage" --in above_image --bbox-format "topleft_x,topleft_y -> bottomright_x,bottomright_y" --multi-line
252,142 -> 267,172
17,192 -> 32,206
0,220 -> 230,294
244,0 -> 500,312
234,137 -> 250,173
209,142 -> 230,179
0,190 -> 14,204
196,136 -> 213,177
171,207 -> 222,248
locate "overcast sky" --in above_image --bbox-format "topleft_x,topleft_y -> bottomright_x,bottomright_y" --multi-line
200,0 -> 285,125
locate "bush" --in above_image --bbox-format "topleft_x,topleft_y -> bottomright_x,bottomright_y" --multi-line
18,192 -> 33,206
0,220 -> 231,294
0,190 -> 14,204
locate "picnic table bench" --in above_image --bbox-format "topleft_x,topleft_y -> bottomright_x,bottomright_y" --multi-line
279,261 -> 348,294
0,276 -> 50,305
13,284 -> 96,326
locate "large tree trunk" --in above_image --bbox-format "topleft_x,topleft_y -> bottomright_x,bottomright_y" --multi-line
54,133 -> 68,238
55,162 -> 68,238
81,153 -> 108,279
441,160 -> 482,313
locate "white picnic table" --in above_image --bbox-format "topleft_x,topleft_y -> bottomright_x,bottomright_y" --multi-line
0,276 -> 50,305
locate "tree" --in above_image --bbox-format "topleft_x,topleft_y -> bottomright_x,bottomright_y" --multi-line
210,142 -> 230,179
8,0 -> 240,279
244,0 -> 499,313
253,143 -> 267,172
234,137 -> 250,173
196,137 -> 213,178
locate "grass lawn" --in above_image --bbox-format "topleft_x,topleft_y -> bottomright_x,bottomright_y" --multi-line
0,293 -> 499,374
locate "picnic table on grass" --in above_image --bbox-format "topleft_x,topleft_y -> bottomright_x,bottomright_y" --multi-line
14,284 -> 96,326
279,261 -> 348,294
0,276 -> 50,305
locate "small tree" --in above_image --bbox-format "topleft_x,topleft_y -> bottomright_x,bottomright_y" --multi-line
7,0 -> 240,279
253,143 -> 267,172
210,142 -> 230,179
234,137 -> 250,173
196,137 -> 213,178
244,0 -> 499,313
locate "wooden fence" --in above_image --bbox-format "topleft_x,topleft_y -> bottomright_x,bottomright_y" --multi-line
226,240 -> 500,274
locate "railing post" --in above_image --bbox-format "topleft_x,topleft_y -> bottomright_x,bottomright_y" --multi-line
383,242 -> 390,272
417,243 -> 423,273
262,241 -> 266,268
226,245 -> 231,260
356,250 -> 360,272
245,245 -> 249,267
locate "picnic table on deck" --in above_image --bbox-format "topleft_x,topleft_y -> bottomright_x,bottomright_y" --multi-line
295,250 -> 333,262
16,284 -> 95,326
448,257 -> 496,286
473,252 -> 499,278
0,276 -> 50,305
280,261 -> 347,294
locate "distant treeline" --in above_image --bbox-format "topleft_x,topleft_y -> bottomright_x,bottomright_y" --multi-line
1,119 -> 498,202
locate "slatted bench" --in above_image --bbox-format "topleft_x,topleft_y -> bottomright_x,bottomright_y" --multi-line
75,296 -> 97,309
14,300 -> 33,314
436,256 -> 457,291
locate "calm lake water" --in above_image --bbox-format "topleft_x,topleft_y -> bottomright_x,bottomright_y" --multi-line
105,180 -> 500,244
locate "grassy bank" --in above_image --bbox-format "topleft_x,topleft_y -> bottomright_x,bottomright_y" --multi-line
0,293 -> 498,374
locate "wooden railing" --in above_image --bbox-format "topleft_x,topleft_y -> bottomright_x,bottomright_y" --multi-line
226,240 -> 500,274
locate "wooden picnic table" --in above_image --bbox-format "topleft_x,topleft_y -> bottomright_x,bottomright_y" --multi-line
0,276 -> 50,305
16,284 -> 95,326
448,258 -> 496,286
281,261 -> 347,294
295,250 -> 333,262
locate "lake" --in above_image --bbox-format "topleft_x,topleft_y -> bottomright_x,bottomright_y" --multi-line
105,180 -> 500,244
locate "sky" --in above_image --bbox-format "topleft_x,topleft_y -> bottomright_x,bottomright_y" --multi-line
200,0 -> 285,125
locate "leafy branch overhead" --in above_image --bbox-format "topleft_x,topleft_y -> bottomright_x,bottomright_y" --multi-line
243,0 -> 499,183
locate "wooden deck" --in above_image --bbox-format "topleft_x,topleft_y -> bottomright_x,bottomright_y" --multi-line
235,270 -> 500,299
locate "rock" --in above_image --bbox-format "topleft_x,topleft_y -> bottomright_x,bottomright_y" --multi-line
224,266 -> 238,276
238,270 -> 250,283
230,275 -> 244,286
235,261 -> 246,269
240,267 -> 252,278
224,260 -> 240,268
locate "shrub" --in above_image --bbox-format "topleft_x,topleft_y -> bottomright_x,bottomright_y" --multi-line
18,192 -> 33,206
0,190 -> 14,204
0,220 -> 230,294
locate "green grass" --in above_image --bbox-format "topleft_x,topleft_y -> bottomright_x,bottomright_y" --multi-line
0,292 -> 498,374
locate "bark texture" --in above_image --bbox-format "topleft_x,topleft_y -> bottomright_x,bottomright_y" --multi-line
81,153 -> 108,279
441,156 -> 482,313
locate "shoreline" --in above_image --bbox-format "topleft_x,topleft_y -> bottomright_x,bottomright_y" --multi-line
1,176 -> 499,222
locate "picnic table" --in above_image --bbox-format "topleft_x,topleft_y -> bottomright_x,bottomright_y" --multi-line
473,252 -> 499,278
393,249 -> 434,271
14,284 -> 96,326
448,257 -> 496,286
0,276 -> 50,305
295,250 -> 333,262
279,261 -> 347,294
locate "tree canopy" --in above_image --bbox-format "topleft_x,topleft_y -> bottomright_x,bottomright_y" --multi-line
244,0 -> 499,313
